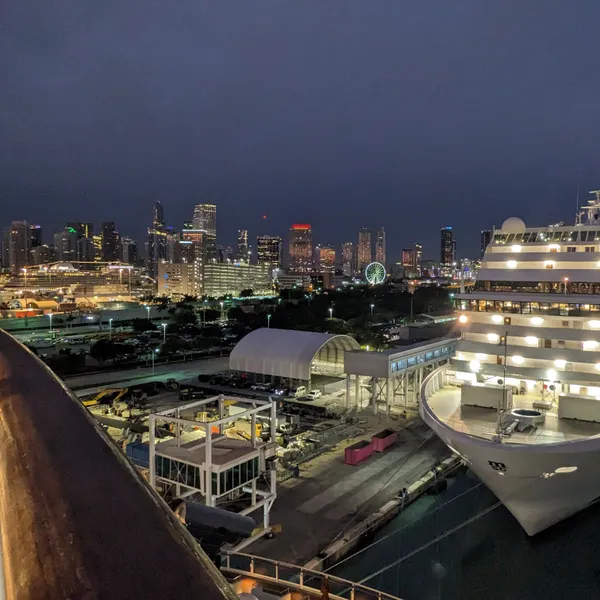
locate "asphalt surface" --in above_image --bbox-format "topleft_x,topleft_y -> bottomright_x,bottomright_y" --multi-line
0,329 -> 238,599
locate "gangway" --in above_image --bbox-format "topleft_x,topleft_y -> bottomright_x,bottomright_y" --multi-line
221,552 -> 404,600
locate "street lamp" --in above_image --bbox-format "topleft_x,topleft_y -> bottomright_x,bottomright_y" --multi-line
267,314 -> 272,328
151,348 -> 159,374
220,301 -> 224,320
370,303 -> 375,316
161,322 -> 167,343
48,312 -> 53,333
109,318 -> 113,340
145,305 -> 150,321
328,307 -> 333,319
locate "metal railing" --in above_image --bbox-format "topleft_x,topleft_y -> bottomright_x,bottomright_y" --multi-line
222,552 -> 404,600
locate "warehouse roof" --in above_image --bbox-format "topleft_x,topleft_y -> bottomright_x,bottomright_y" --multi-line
229,328 -> 360,381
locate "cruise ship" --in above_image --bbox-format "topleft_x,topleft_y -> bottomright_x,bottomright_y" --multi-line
421,191 -> 600,535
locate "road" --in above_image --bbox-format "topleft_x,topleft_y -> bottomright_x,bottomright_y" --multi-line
67,357 -> 229,394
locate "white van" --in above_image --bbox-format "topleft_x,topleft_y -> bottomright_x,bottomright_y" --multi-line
292,386 -> 307,398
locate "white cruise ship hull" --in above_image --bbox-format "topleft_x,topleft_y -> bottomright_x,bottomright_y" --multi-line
421,407 -> 600,535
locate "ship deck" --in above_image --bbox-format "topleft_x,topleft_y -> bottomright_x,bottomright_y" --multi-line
426,385 -> 600,445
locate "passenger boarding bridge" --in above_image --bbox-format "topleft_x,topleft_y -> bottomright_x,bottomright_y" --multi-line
344,337 -> 459,414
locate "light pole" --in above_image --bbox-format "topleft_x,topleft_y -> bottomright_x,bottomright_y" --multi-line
151,348 -> 158,374
48,312 -> 53,333
109,318 -> 113,340
267,314 -> 272,328
370,303 -> 375,316
146,305 -> 151,321
328,307 -> 333,319
161,322 -> 167,343
203,299 -> 207,326
563,277 -> 569,294
220,301 -> 224,321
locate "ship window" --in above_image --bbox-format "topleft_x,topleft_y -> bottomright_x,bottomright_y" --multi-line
558,340 -> 565,347
569,231 -> 579,241
567,246 -> 576,252
559,231 -> 570,241
581,231 -> 590,241
586,246 -> 595,252
506,234 -> 515,243
562,320 -> 569,327
529,232 -> 538,242
513,233 -> 523,242
544,339 -> 552,348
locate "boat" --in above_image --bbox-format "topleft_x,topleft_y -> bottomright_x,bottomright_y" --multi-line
421,191 -> 600,535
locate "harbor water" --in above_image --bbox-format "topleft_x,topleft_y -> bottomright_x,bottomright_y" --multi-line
331,469 -> 600,599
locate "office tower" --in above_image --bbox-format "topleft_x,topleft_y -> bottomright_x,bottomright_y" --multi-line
415,243 -> 423,268
341,242 -> 355,276
54,228 -> 78,261
257,235 -> 282,268
181,229 -> 204,263
66,222 -> 93,240
288,224 -> 312,272
30,245 -> 51,265
92,234 -> 102,261
317,245 -> 336,273
75,237 -> 95,262
30,224 -> 42,248
375,227 -> 386,265
153,201 -> 165,228
357,228 -> 372,272
7,221 -> 31,275
166,229 -> 181,264
101,222 -> 119,261
440,227 -> 455,265
120,237 -> 138,265
192,203 -> 217,262
182,220 -> 193,230
237,229 -> 249,263
480,229 -> 492,258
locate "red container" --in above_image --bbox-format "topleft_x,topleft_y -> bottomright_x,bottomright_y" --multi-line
371,429 -> 398,453
344,440 -> 374,466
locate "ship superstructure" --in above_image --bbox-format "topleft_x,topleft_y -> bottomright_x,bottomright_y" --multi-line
421,192 -> 600,534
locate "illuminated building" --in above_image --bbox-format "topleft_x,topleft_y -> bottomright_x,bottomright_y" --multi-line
257,235 -> 282,268
202,263 -> 272,297
6,221 -> 31,275
30,245 -> 51,265
401,243 -> 422,278
237,229 -> 249,263
375,227 -> 386,266
66,222 -> 93,240
157,262 -> 201,298
120,237 -> 138,266
341,242 -> 355,276
440,226 -> 455,266
101,222 -> 119,262
357,228 -> 372,272
192,203 -> 217,262
54,228 -> 78,261
153,201 -> 164,228
146,203 -> 167,279
181,229 -> 205,263
288,224 -> 312,272
480,229 -> 492,258
317,245 -> 336,273
30,224 -> 42,248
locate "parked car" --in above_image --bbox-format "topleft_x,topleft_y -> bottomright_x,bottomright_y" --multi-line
291,386 -> 307,398
306,390 -> 322,400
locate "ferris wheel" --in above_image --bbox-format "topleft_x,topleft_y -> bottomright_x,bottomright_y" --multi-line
365,262 -> 386,285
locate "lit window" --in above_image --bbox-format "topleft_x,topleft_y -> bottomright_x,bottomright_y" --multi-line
512,355 -> 524,364
491,315 -> 503,323
554,359 -> 567,369
507,260 -> 518,269
511,244 -> 522,253
487,333 -> 500,342
544,261 -> 555,269
583,340 -> 598,351
525,336 -> 538,345
547,369 -> 558,381
531,317 -> 544,325
458,314 -> 468,324
469,360 -> 481,372
589,320 -> 600,329
476,353 -> 487,360
596,363 -> 600,371
549,244 -> 560,252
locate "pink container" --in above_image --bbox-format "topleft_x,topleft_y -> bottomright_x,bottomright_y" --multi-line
371,429 -> 398,453
344,440 -> 374,466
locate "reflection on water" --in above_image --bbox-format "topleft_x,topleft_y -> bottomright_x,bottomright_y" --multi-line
331,469 -> 600,600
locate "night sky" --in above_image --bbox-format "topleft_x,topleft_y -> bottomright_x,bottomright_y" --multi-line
3,1 -> 600,260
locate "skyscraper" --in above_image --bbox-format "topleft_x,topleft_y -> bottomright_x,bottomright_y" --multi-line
341,242 -> 355,276
181,229 -> 204,263
101,222 -> 119,261
375,227 -> 386,266
66,222 -> 93,240
257,235 -> 282,268
77,237 -> 96,262
440,227 -> 455,265
7,221 -> 31,275
237,229 -> 249,263
317,245 -> 336,273
192,203 -> 217,262
288,224 -> 312,272
480,229 -> 492,258
402,243 -> 422,277
54,228 -> 78,261
30,224 -> 42,248
357,228 -> 372,272
153,201 -> 164,228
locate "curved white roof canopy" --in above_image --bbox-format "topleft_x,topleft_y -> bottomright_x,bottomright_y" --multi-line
229,328 -> 360,381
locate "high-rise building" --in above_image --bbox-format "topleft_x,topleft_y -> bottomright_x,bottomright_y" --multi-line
101,222 -> 119,261
7,221 -> 31,275
480,229 -> 492,258
181,229 -> 204,263
341,242 -> 355,276
120,237 -> 138,265
54,228 -> 78,262
317,245 -> 336,273
153,201 -> 165,228
157,262 -> 202,298
357,228 -> 372,272
257,235 -> 282,269
440,227 -> 455,265
30,245 -> 51,265
77,237 -> 96,262
237,229 -> 249,263
66,222 -> 93,240
192,203 -> 217,262
288,224 -> 312,272
30,224 -> 42,248
375,227 -> 386,266
202,263 -> 272,298
415,243 -> 423,267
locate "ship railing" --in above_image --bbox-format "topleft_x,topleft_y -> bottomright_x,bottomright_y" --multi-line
421,366 -> 577,446
222,552 -> 404,600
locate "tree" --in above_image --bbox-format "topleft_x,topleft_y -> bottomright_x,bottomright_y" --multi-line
90,339 -> 131,362
131,318 -> 155,332
173,308 -> 197,326
239,289 -> 254,298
